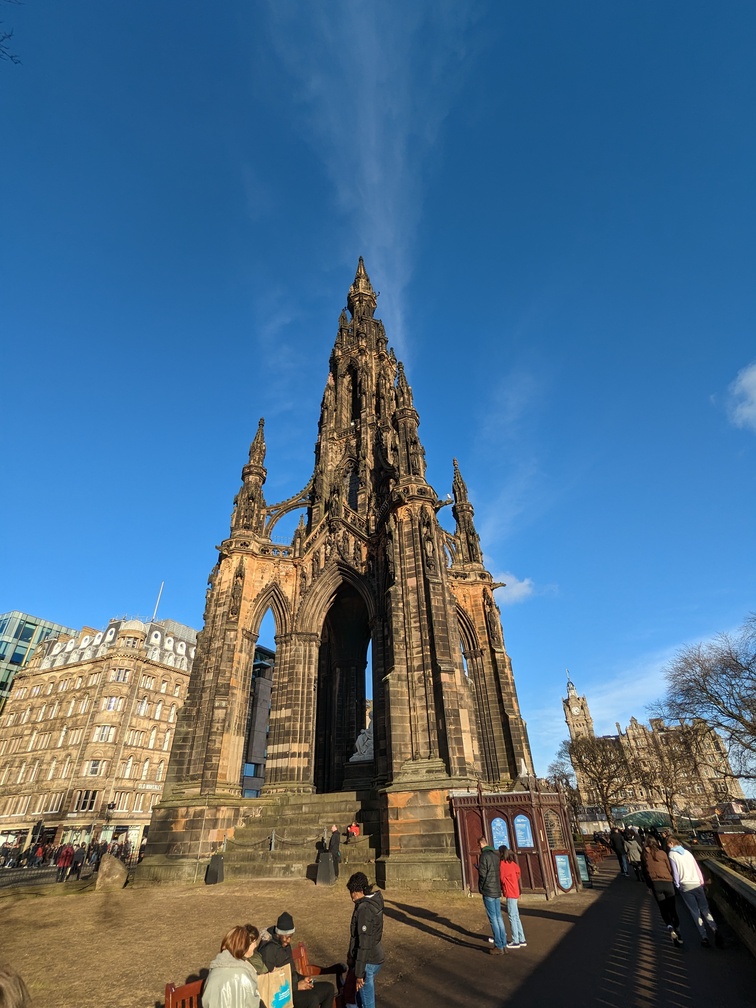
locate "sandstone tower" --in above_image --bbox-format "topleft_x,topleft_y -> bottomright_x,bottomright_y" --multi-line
146,260 -> 534,887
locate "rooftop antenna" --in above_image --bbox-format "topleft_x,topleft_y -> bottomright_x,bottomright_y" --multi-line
151,582 -> 165,623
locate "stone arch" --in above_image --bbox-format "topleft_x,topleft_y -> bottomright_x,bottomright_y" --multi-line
296,560 -> 377,636
248,581 -> 292,639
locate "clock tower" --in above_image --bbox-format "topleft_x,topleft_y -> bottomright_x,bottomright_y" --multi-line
563,674 -> 595,740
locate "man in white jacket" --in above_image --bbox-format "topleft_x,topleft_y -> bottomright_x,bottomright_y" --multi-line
667,838 -> 719,947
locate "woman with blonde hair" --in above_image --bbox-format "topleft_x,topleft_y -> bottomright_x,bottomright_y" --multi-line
202,925 -> 261,1008
0,965 -> 31,1008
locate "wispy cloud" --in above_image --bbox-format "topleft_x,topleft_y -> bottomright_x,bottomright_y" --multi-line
491,570 -> 536,605
727,361 -> 756,433
261,2 -> 484,358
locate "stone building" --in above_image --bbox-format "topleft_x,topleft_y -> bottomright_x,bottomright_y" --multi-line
0,611 -> 77,711
145,259 -> 535,888
563,677 -> 745,818
0,617 -> 196,852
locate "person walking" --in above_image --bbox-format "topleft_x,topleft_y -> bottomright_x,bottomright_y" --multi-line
667,837 -> 720,947
70,844 -> 86,880
55,843 -> 74,883
499,849 -> 527,948
624,835 -> 643,881
346,871 -> 384,1008
609,828 -> 629,876
641,837 -> 683,946
477,836 -> 508,954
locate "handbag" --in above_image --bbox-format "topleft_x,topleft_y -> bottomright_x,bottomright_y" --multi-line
257,963 -> 294,1008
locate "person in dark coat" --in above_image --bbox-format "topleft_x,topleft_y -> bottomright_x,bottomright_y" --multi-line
346,872 -> 384,1008
609,828 -> 629,876
259,912 -> 334,1008
328,824 -> 341,879
641,837 -> 683,946
477,836 -> 508,953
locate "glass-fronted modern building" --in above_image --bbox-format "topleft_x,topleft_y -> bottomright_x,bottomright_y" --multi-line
0,611 -> 77,710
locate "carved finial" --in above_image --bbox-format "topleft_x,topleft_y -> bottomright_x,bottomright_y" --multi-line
452,458 -> 469,504
347,257 -> 377,319
249,418 -> 266,465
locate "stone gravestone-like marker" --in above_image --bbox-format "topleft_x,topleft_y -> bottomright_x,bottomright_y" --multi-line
95,853 -> 128,891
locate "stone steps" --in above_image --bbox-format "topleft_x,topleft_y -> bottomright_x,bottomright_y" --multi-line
221,790 -> 379,881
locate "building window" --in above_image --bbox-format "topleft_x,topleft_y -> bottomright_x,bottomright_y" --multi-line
66,699 -> 75,717
16,763 -> 27,784
154,701 -> 163,721
111,668 -> 129,683
47,759 -> 57,780
102,696 -> 124,712
133,793 -> 145,812
93,725 -> 116,743
73,790 -> 98,812
66,729 -> 82,746
168,704 -> 176,723
141,675 -> 155,690
57,680 -> 70,692
136,697 -> 149,717
36,705 -> 46,722
44,792 -> 63,813
60,757 -> 71,778
148,727 -> 157,749
88,672 -> 101,686
114,791 -> 130,811
141,760 -> 150,780
160,680 -> 168,693
11,795 -> 31,816
28,760 -> 40,783
79,695 -> 91,714
122,756 -> 133,778
86,759 -> 106,776
173,683 -> 180,697
156,761 -> 165,781
75,677 -> 83,689
163,730 -> 171,751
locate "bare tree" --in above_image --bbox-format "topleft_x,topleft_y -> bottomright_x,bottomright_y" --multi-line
562,736 -> 643,825
652,615 -> 756,781
546,746 -> 581,832
1,0 -> 21,65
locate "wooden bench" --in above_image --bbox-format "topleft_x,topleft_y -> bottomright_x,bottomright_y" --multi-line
165,978 -> 203,1008
292,942 -> 345,1008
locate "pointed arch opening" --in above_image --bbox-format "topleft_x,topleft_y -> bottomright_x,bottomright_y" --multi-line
241,607 -> 276,798
314,583 -> 372,793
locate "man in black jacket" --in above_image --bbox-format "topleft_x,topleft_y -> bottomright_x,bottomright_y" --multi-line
477,836 -> 508,954
328,824 -> 341,879
259,912 -> 334,1008
346,873 -> 384,1008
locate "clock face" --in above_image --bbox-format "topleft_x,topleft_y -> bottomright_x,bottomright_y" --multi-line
571,705 -> 581,715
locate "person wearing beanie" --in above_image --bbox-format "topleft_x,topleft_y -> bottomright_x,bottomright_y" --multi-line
346,872 -> 384,1008
259,912 -> 335,1008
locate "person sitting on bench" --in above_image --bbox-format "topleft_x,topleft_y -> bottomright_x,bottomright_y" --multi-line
259,912 -> 334,1008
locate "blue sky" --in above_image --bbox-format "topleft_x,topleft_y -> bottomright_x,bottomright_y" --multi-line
2,2 -> 755,780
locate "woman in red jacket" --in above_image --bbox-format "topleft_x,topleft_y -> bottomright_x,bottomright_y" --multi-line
499,849 -> 527,948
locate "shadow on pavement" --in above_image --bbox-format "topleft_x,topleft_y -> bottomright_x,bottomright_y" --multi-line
382,870 -> 756,1008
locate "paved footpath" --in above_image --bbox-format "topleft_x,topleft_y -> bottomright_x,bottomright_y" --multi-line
1,862 -> 753,1006
381,866 -> 755,1008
